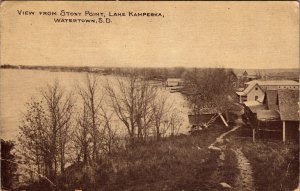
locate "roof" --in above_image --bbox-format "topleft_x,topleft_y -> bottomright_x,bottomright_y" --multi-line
187,107 -> 218,115
236,87 -> 244,92
243,82 -> 257,94
243,70 -> 257,76
245,80 -> 299,86
243,101 -> 267,113
167,78 -> 182,82
242,82 -> 264,95
278,90 -> 299,121
264,90 -> 278,110
188,112 -> 220,125
257,110 -> 280,121
236,91 -> 245,96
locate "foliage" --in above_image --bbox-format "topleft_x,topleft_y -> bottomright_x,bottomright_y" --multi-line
1,139 -> 17,189
182,68 -> 236,127
18,81 -> 74,183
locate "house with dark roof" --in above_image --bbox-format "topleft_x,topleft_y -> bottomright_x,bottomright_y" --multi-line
250,89 -> 299,142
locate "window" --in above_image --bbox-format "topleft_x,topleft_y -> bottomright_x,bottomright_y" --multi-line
255,87 -> 258,90
255,96 -> 258,101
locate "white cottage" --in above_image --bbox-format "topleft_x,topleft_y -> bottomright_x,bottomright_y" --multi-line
236,82 -> 265,103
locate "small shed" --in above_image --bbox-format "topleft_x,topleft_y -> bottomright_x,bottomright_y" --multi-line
188,107 -> 227,129
253,110 -> 281,142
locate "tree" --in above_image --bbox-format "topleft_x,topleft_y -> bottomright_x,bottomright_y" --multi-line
151,92 -> 173,141
1,139 -> 17,189
74,105 -> 91,166
77,74 -> 104,163
18,81 -> 74,183
183,68 -> 235,128
105,71 -> 159,144
99,105 -> 119,154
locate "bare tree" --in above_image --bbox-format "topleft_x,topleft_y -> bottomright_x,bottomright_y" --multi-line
18,81 -> 74,183
105,72 -> 159,144
40,81 -> 74,176
73,105 -> 91,166
99,106 -> 119,154
77,74 -> 104,162
151,92 -> 172,141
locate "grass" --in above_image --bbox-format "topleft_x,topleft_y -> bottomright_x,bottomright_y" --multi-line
102,126 -> 229,191
15,125 -> 238,191
22,123 -> 299,191
219,148 -> 239,187
228,127 -> 299,191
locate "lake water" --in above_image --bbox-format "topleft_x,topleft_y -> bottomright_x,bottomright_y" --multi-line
0,69 -> 190,141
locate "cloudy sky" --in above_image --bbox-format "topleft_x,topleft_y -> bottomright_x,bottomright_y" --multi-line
1,1 -> 298,69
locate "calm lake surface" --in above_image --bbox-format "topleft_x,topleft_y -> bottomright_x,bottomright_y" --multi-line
0,69 -> 190,141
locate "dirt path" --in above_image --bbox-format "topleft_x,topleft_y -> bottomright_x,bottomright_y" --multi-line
232,148 -> 255,191
208,118 -> 255,190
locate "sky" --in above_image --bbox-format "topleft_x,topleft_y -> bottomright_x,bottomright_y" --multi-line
0,1 -> 299,69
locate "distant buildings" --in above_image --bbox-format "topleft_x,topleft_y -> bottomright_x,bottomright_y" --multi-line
237,79 -> 299,103
244,80 -> 299,90
166,78 -> 183,87
242,71 -> 258,82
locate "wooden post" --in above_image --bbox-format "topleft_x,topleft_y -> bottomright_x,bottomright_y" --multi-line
218,113 -> 229,127
282,121 -> 286,142
239,95 -> 242,103
253,128 -> 255,143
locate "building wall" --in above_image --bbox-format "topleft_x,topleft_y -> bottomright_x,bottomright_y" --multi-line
166,79 -> 183,87
278,85 -> 299,90
261,85 -> 299,90
247,85 -> 265,101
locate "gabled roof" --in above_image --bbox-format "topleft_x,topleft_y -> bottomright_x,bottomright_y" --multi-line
242,82 -> 263,95
245,80 -> 299,86
257,110 -> 280,121
243,101 -> 267,114
278,90 -> 299,121
264,90 -> 278,110
236,91 -> 246,96
243,70 -> 257,76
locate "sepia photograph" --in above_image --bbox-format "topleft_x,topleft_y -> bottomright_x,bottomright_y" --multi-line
0,1 -> 299,191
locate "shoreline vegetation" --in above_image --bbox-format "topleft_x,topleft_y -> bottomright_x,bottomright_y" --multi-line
1,66 -> 299,191
1,64 -> 299,81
